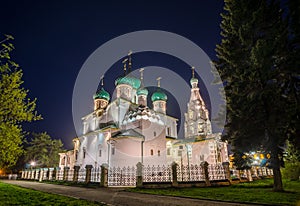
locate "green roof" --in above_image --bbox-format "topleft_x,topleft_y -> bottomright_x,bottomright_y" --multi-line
190,77 -> 198,85
93,88 -> 110,101
115,76 -> 141,89
151,90 -> 167,102
137,87 -> 148,96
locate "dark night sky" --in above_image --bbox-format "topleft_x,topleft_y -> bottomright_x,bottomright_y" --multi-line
1,0 -> 224,149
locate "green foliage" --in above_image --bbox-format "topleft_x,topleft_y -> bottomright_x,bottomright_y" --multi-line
282,141 -> 300,180
25,132 -> 65,168
282,162 -> 300,181
214,0 -> 300,191
0,35 -> 41,168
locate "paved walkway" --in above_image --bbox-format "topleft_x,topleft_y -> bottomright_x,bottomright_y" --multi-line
2,180 -> 261,206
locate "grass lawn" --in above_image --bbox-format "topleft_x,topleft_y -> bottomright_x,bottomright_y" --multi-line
0,182 -> 104,205
128,179 -> 300,206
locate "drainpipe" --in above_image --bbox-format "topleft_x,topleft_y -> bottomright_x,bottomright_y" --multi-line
141,140 -> 144,164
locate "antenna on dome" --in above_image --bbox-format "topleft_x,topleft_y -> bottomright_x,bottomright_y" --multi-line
156,77 -> 162,88
191,66 -> 195,78
122,58 -> 128,76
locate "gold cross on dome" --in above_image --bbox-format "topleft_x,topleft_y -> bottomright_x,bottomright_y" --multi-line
191,66 -> 195,78
100,75 -> 104,86
128,50 -> 132,69
122,58 -> 128,74
156,77 -> 162,87
139,68 -> 144,80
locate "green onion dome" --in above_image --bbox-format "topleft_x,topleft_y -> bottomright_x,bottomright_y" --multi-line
115,76 -> 141,89
93,88 -> 110,101
137,87 -> 149,96
190,77 -> 198,85
151,90 -> 167,102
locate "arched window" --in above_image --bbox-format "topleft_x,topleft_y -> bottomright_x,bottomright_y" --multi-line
112,147 -> 115,155
167,127 -> 171,136
167,148 -> 171,155
83,147 -> 86,159
75,150 -> 78,160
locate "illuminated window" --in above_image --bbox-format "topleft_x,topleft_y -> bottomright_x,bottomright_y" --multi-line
150,149 -> 153,156
190,126 -> 194,134
189,110 -> 193,119
198,123 -> 203,132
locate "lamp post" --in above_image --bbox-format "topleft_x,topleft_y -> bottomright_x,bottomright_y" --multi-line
30,161 -> 36,169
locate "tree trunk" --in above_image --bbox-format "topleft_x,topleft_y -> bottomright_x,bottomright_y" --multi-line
272,153 -> 284,192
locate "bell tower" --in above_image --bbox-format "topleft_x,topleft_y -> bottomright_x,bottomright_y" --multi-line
184,67 -> 211,138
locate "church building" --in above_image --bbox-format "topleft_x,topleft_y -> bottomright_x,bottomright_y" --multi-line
59,53 -> 228,169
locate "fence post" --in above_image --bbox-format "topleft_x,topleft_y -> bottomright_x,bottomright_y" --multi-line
171,162 -> 178,187
201,161 -> 211,186
252,167 -> 258,179
100,163 -> 108,187
32,169 -> 35,179
35,169 -> 39,180
43,168 -> 48,181
136,162 -> 143,188
246,169 -> 253,182
222,162 -> 231,184
39,168 -> 43,182
48,168 -> 53,180
63,167 -> 69,181
54,167 -> 59,180
85,165 -> 93,183
73,166 -> 80,182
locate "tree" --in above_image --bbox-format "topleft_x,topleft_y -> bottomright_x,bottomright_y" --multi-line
0,35 -> 41,169
25,132 -> 65,168
282,141 -> 300,180
214,0 -> 297,191
286,0 -> 300,153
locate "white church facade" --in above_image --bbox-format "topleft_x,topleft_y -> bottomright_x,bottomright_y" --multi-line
59,54 -> 229,169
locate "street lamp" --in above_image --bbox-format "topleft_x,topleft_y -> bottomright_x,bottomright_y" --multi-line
30,161 -> 36,169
